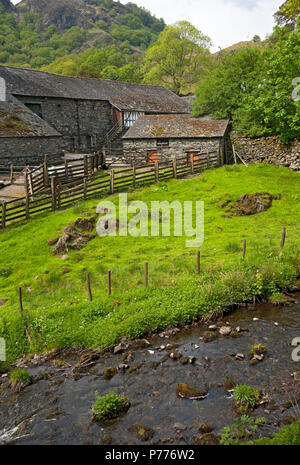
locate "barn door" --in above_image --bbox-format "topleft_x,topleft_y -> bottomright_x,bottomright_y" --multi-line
187,151 -> 199,165
148,151 -> 159,164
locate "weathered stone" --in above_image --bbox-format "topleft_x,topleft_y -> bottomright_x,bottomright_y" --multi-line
219,326 -> 232,336
47,237 -> 59,246
224,375 -> 236,391
103,367 -> 116,381
128,424 -> 155,442
176,383 -> 208,400
199,423 -> 214,434
194,433 -> 220,445
202,331 -> 218,343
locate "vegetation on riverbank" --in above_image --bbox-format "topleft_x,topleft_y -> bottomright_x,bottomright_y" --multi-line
0,164 -> 299,367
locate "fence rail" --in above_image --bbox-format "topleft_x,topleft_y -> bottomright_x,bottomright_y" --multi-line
0,150 -> 220,229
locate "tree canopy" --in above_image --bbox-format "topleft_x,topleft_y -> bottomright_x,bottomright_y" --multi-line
143,21 -> 212,95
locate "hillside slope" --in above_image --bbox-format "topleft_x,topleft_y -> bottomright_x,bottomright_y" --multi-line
0,0 -> 165,70
0,164 -> 299,364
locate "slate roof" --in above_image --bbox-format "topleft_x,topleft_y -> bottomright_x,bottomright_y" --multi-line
123,114 -> 229,139
0,93 -> 61,138
0,66 -> 189,113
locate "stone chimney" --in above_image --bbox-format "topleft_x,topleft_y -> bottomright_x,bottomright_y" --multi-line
0,77 -> 6,102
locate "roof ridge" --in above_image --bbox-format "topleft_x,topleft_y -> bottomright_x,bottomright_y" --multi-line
0,65 -> 174,92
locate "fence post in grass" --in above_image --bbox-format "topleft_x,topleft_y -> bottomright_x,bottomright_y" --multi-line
191,155 -> 194,174
83,155 -> 88,177
43,155 -> 49,187
132,166 -> 136,189
83,176 -> 87,200
155,161 -> 159,183
280,227 -> 286,250
110,169 -> 115,194
1,201 -> 6,229
24,169 -> 29,197
57,184 -> 61,209
86,273 -> 93,301
197,250 -> 200,274
145,262 -> 149,287
25,194 -> 30,220
242,239 -> 247,259
173,159 -> 177,179
18,287 -> 23,314
51,176 -> 56,211
108,270 -> 112,296
64,159 -> 69,181
233,144 -> 237,164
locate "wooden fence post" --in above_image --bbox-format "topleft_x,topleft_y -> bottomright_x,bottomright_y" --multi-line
84,155 -> 88,177
83,176 -> 87,200
64,160 -> 69,181
145,262 -> 149,287
132,166 -> 136,189
108,270 -> 112,296
86,273 -> 93,301
155,161 -> 159,183
110,169 -> 115,194
24,169 -> 29,197
25,194 -> 30,220
242,239 -> 247,259
57,184 -> 61,209
1,201 -> 6,229
173,159 -> 177,179
197,251 -> 200,274
233,144 -> 237,164
206,151 -> 210,169
280,227 -> 286,249
51,176 -> 56,211
43,155 -> 49,187
191,155 -> 194,174
18,287 -> 23,314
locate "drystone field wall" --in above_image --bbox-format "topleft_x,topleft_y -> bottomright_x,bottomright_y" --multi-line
233,134 -> 300,171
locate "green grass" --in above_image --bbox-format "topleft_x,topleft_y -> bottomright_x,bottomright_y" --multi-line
0,164 -> 299,365
92,392 -> 130,422
234,385 -> 261,410
9,368 -> 31,384
248,422 -> 300,445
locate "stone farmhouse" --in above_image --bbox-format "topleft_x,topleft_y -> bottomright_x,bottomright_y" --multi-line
123,114 -> 231,166
0,66 -> 231,167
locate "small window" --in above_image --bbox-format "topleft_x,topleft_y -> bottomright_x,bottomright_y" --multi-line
157,139 -> 169,147
25,103 -> 42,118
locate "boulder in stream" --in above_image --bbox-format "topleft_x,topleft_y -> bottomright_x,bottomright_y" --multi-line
176,383 -> 208,400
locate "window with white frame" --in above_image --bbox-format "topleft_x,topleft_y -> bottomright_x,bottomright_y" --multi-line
123,111 -> 143,127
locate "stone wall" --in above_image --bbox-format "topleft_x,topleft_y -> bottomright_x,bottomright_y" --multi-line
17,96 -> 113,152
122,137 -> 224,166
232,133 -> 300,171
0,136 -> 67,165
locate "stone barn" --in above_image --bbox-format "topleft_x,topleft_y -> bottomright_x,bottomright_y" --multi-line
122,114 -> 231,166
0,66 -> 189,166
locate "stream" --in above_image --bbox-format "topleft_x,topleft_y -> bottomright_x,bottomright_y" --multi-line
0,297 -> 299,445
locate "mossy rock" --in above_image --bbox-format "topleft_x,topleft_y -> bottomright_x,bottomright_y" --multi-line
92,392 -> 130,423
128,424 -> 155,442
194,433 -> 220,445
202,331 -> 218,343
176,383 -> 208,400
103,367 -> 116,381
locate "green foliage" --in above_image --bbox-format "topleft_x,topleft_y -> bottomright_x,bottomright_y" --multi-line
249,422 -> 300,445
0,1 -> 165,76
9,368 -> 31,384
234,385 -> 260,410
92,392 -> 130,421
194,20 -> 300,143
143,21 -> 212,95
249,343 -> 267,356
220,415 -> 266,445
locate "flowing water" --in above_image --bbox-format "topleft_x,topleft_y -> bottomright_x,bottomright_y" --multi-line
0,298 -> 299,445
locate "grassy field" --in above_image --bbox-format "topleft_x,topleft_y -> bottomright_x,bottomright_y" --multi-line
0,164 -> 300,365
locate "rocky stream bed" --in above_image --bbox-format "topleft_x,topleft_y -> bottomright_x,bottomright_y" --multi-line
0,296 -> 299,445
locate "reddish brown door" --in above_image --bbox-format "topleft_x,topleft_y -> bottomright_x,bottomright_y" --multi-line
148,151 -> 159,164
187,151 -> 199,165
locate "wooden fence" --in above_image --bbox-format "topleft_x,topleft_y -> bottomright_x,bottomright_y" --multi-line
0,150 -> 220,229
